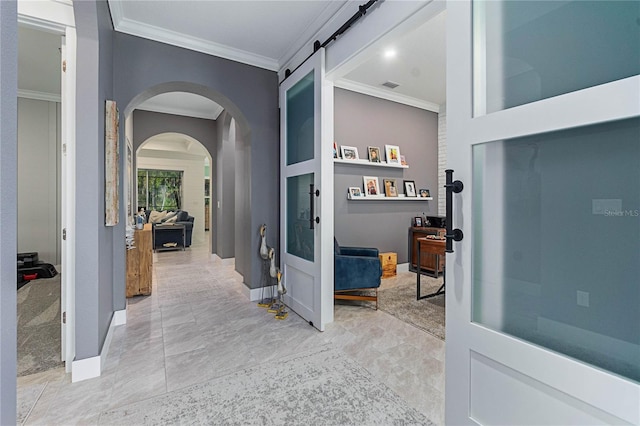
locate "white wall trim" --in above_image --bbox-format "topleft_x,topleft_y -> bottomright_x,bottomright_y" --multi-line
17,89 -> 61,103
242,284 -> 278,302
71,355 -> 100,383
17,0 -> 75,32
397,262 -> 409,273
335,79 -> 440,113
113,308 -> 127,326
71,309 -> 125,382
112,17 -> 279,71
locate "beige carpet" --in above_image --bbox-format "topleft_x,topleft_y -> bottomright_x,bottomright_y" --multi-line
378,272 -> 445,340
17,275 -> 63,376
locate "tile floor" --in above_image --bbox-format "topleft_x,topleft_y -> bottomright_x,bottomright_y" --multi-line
17,241 -> 445,425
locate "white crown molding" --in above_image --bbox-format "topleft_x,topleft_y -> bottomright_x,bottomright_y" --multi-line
137,103 -> 223,121
113,16 -> 279,71
335,79 -> 440,113
278,1 -> 353,73
18,0 -> 75,32
18,89 -> 61,103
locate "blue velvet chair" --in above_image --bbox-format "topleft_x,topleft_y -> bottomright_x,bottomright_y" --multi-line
334,239 -> 382,309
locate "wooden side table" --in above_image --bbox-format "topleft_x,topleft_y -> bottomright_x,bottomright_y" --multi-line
126,223 -> 153,297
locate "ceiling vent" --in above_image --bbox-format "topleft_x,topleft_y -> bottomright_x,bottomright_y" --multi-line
382,81 -> 400,89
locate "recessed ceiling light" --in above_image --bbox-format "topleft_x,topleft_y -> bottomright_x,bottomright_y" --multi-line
384,49 -> 397,59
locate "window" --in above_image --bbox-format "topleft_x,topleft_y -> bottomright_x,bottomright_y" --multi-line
137,169 -> 183,211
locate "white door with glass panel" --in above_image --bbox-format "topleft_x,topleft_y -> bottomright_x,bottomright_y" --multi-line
445,1 -> 640,424
279,49 -> 334,331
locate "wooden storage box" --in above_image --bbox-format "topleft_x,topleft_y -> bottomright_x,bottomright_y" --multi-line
379,252 -> 397,278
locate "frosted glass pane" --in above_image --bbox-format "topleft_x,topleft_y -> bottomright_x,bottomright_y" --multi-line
286,71 -> 314,165
287,173 -> 314,262
474,0 -> 640,115
472,117 -> 640,382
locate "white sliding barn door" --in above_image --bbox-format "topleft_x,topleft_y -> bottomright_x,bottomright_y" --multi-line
279,49 -> 334,331
445,1 -> 640,424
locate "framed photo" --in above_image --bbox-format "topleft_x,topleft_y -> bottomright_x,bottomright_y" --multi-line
414,216 -> 423,227
348,186 -> 362,199
403,180 -> 417,197
400,154 -> 407,166
340,145 -> 359,160
385,144 -> 401,164
419,189 -> 431,198
367,146 -> 381,163
363,176 -> 380,197
333,141 -> 339,159
383,178 -> 398,197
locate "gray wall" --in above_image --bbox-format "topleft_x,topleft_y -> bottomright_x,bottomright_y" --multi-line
0,1 -> 17,422
215,112 -> 236,258
234,123 -> 250,278
334,88 -> 439,263
113,32 -> 279,289
73,0 -> 118,359
17,98 -> 61,264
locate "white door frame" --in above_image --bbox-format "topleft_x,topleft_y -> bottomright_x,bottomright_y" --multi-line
18,0 -> 76,372
445,1 -> 640,424
279,48 -> 334,331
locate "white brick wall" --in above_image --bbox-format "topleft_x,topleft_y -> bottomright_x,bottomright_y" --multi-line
437,105 -> 447,217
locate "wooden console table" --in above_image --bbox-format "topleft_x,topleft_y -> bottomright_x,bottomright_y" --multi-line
416,237 -> 445,300
126,223 -> 152,297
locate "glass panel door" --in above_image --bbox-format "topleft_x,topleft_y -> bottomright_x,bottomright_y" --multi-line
446,1 -> 640,424
280,48 -> 334,331
286,173 -> 314,262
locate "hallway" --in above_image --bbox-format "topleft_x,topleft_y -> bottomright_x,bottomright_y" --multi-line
17,242 -> 445,424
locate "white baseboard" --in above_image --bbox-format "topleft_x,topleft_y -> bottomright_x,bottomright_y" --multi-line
242,284 -> 277,302
71,309 -> 126,383
71,355 -> 100,383
113,309 -> 127,326
397,262 -> 409,273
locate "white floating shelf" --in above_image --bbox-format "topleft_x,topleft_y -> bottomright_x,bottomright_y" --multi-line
334,158 -> 409,169
348,195 -> 433,201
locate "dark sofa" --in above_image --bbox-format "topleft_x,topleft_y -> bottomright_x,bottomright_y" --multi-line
145,210 -> 195,248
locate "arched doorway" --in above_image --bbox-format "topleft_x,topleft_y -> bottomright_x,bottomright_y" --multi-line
123,84 -> 250,267
137,132 -> 212,247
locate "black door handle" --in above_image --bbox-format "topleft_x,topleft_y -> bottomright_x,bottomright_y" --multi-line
445,169 -> 464,253
309,185 -> 320,229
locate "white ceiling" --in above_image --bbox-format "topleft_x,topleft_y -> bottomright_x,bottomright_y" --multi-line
137,92 -> 224,120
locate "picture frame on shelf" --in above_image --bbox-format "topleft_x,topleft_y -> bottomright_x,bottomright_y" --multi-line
333,141 -> 339,159
385,144 -> 401,165
383,178 -> 398,197
363,176 -> 380,197
348,187 -> 362,199
419,189 -> 431,198
414,216 -> 423,227
403,180 -> 417,197
340,145 -> 359,160
400,155 -> 407,166
367,146 -> 381,163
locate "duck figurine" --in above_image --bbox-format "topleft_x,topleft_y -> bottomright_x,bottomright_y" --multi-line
268,247 -> 277,278
259,224 -> 269,259
276,268 -> 286,296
